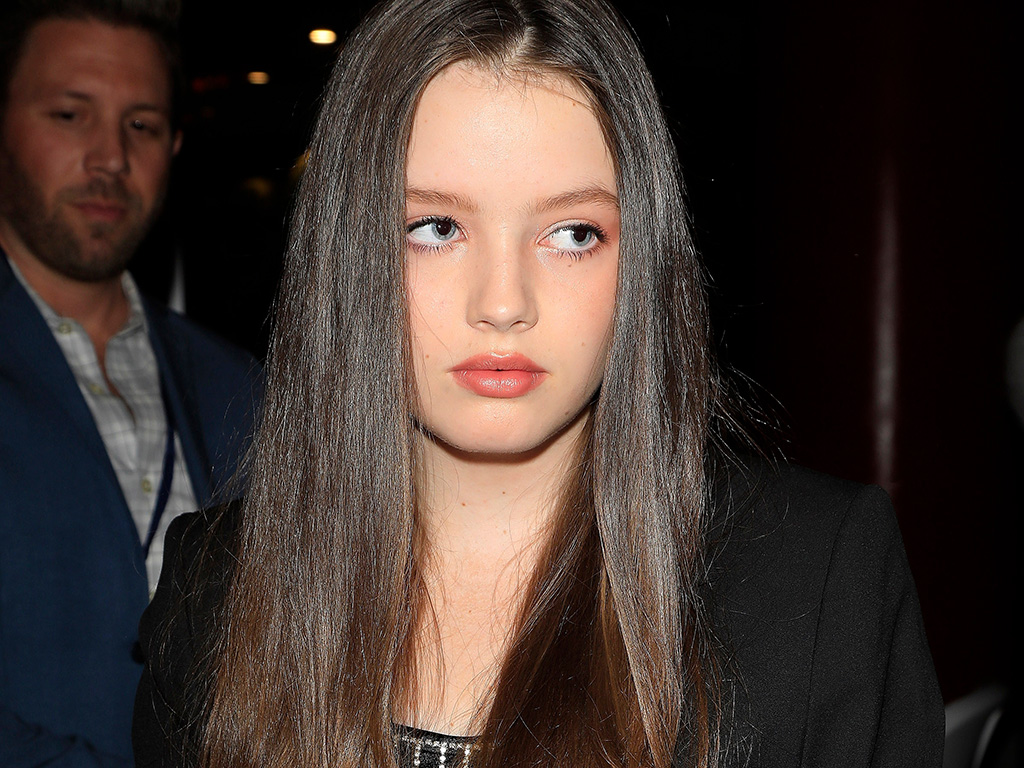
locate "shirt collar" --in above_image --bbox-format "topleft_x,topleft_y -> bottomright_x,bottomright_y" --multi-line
3,252 -> 148,337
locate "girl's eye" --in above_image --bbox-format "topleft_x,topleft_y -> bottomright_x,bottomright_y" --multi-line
407,217 -> 461,248
545,223 -> 604,255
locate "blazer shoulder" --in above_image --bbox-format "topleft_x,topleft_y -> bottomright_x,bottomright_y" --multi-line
134,500 -> 241,768
144,299 -> 257,378
706,459 -> 942,766
710,457 -> 895,564
160,500 -> 243,592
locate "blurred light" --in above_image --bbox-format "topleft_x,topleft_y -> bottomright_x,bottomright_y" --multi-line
241,176 -> 274,202
309,28 -> 337,45
247,71 -> 270,85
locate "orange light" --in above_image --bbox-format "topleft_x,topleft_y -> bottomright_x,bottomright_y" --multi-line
247,71 -> 270,85
309,29 -> 337,45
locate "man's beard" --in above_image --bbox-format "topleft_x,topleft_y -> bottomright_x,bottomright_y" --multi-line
0,145 -> 159,283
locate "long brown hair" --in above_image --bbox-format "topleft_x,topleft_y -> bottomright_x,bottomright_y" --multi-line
200,1 -> 720,766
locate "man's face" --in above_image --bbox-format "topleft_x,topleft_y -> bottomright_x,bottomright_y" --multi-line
0,18 -> 180,283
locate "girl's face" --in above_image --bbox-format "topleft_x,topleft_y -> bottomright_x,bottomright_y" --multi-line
406,64 -> 619,456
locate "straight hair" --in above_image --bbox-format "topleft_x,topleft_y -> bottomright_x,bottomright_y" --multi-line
199,1 -> 720,766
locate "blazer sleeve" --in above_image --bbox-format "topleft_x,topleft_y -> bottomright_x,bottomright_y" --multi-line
800,485 -> 944,767
708,466 -> 944,768
132,509 -> 224,768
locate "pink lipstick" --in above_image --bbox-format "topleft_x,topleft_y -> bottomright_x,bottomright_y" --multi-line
450,353 -> 547,398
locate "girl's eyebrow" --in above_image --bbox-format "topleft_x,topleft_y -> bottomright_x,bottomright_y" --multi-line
406,188 -> 478,212
534,187 -> 619,213
405,186 -> 619,214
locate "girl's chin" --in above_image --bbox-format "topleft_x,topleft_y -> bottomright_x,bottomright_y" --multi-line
415,412 -> 590,463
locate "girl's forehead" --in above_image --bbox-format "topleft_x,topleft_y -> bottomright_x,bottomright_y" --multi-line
410,62 -> 601,139
431,62 -> 593,106
406,63 -> 615,195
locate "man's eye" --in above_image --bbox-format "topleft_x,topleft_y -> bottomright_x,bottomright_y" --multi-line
407,218 -> 461,247
129,118 -> 162,135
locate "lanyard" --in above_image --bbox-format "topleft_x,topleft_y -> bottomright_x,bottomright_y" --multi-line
142,392 -> 176,558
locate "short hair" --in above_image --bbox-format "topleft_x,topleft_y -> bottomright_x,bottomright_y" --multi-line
0,0 -> 184,126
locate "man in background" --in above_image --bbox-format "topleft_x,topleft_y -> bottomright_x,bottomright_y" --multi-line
0,2 -> 259,764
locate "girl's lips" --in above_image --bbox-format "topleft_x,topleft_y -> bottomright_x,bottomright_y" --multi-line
450,354 -> 548,398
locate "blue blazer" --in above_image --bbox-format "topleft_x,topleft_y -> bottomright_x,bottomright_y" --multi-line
0,253 -> 260,767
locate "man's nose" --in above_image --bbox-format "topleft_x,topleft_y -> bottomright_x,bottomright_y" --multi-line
84,121 -> 129,176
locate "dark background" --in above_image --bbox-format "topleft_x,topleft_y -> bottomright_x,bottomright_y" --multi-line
131,0 -> 1019,705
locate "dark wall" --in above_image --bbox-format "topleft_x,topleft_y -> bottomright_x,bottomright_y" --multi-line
759,0 -> 1016,703
632,0 -> 1017,703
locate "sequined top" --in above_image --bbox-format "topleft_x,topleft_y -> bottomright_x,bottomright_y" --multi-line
393,724 -> 477,768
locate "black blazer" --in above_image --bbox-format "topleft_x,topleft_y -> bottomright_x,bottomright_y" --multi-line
132,461 -> 944,767
700,460 -> 943,766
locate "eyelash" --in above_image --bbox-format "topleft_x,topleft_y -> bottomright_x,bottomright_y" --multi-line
405,216 -> 609,260
406,216 -> 460,254
545,221 -> 608,260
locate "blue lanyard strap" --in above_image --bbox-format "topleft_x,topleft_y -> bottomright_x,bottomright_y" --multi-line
142,391 -> 176,558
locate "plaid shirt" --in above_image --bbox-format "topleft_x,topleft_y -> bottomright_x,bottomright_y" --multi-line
10,260 -> 197,595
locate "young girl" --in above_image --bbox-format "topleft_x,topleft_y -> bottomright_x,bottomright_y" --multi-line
133,1 -> 943,766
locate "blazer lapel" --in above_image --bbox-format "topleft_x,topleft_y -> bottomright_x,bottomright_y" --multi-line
0,255 -> 121,481
144,300 -> 215,506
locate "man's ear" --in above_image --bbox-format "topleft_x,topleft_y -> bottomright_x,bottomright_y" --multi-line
172,129 -> 183,157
